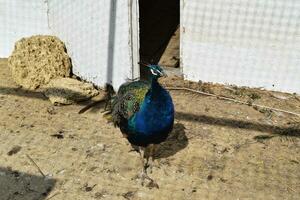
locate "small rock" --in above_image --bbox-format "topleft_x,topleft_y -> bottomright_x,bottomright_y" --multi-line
82,183 -> 96,192
50,132 -> 64,139
271,93 -> 291,100
290,160 -> 299,164
146,180 -> 159,189
96,143 -> 106,151
122,191 -> 136,200
95,190 -> 108,199
56,169 -> 65,175
7,145 -> 22,156
47,106 -> 57,115
46,174 -> 53,178
219,177 -> 227,182
207,174 -> 213,181
43,78 -> 99,105
89,166 -> 98,171
11,171 -> 20,178
85,187 -> 93,192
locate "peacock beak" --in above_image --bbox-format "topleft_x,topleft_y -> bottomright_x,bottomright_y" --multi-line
138,61 -> 151,67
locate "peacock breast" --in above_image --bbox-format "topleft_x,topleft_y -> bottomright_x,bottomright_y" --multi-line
134,91 -> 174,135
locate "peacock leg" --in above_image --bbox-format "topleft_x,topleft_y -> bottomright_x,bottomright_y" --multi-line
137,146 -> 159,188
139,146 -> 146,172
146,144 -> 156,173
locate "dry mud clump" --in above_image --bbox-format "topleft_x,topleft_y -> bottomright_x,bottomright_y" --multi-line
8,35 -> 71,90
43,77 -> 99,105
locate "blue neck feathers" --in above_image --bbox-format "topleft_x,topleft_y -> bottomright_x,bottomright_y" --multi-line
148,77 -> 163,98
133,77 -> 174,133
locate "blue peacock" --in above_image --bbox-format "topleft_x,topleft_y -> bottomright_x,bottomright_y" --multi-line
106,64 -> 174,186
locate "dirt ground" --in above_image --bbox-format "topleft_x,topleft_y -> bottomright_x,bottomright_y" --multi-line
0,58 -> 300,200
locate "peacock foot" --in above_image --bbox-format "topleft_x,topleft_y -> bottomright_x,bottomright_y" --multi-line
128,145 -> 139,153
145,163 -> 156,174
145,163 -> 153,174
146,158 -> 160,174
135,171 -> 159,189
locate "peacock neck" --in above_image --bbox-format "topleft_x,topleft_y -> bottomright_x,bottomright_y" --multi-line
151,76 -> 159,86
149,77 -> 162,96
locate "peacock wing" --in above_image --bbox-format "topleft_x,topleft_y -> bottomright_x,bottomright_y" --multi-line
111,81 -> 150,127
117,80 -> 149,96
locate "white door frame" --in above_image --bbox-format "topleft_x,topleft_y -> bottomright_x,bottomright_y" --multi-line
128,0 -> 140,79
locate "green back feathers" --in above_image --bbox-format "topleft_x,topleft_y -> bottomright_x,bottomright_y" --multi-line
117,81 -> 149,96
110,80 -> 150,126
131,86 -> 149,105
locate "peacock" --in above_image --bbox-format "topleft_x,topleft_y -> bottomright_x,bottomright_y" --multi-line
106,64 -> 174,186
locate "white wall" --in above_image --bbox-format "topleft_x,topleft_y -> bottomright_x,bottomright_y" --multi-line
0,0 -> 138,89
2,0 -> 299,93
181,0 -> 300,93
48,0 -> 137,89
0,0 -> 50,57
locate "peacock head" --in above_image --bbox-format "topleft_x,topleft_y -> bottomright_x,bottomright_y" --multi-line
147,64 -> 167,78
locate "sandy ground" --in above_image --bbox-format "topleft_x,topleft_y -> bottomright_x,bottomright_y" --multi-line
0,58 -> 300,200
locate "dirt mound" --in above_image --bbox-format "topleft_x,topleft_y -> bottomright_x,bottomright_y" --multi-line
8,35 -> 71,90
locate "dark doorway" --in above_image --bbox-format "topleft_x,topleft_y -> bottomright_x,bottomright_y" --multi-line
139,0 -> 180,79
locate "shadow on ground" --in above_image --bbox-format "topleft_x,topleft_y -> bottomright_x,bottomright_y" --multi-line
176,111 -> 300,138
0,167 -> 56,200
1,86 -> 299,138
0,86 -> 47,100
0,86 -> 103,107
155,123 -> 188,159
